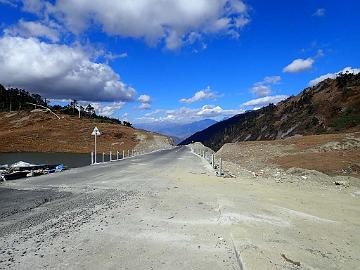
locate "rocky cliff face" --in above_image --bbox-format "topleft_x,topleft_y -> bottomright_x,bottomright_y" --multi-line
181,73 -> 360,151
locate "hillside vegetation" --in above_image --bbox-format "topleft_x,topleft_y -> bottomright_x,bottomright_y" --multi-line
0,84 -> 173,153
0,84 -> 132,127
181,73 -> 360,150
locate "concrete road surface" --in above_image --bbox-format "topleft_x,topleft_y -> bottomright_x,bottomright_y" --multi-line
1,146 -> 359,269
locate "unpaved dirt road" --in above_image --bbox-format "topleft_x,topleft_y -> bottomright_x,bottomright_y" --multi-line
1,146 -> 359,269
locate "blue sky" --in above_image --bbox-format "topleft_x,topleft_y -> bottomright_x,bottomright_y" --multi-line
0,0 -> 359,123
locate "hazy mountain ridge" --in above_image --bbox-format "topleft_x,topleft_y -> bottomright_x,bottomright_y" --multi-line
180,73 -> 360,150
136,119 -> 217,144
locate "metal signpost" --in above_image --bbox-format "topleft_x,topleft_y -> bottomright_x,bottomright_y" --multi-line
91,127 -> 101,164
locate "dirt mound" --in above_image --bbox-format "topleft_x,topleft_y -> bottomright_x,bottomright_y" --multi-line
215,132 -> 360,185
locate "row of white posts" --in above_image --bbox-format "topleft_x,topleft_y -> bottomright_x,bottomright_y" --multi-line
91,149 -> 145,165
90,126 -> 148,165
193,148 -> 223,176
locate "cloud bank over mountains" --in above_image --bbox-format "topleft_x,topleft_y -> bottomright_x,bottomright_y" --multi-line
309,67 -> 360,86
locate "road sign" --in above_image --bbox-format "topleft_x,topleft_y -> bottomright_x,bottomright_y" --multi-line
92,127 -> 101,164
92,127 -> 101,136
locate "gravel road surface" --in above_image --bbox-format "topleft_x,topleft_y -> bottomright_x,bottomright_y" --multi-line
1,146 -> 359,269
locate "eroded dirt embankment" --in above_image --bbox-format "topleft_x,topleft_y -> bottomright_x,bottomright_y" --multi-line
0,111 -> 173,153
213,132 -> 360,186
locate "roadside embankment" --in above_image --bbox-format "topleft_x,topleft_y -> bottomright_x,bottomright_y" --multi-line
134,131 -> 174,153
214,132 -> 360,187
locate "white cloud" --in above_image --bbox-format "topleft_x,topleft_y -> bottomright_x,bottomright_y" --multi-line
283,58 -> 314,73
104,52 -> 128,63
309,67 -> 360,86
137,94 -> 152,110
0,36 -> 136,102
138,103 -> 151,110
251,85 -> 271,97
263,75 -> 281,84
92,102 -> 125,117
4,19 -> 60,42
180,86 -> 216,103
138,94 -> 151,104
313,8 -> 325,17
40,0 -> 250,50
242,95 -> 288,107
138,105 -> 243,123
250,75 -> 281,97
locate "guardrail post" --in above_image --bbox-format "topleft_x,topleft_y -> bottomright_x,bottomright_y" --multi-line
91,152 -> 94,165
219,158 -> 222,176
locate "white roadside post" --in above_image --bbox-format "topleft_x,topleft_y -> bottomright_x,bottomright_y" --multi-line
91,152 -> 94,165
91,127 -> 101,164
128,150 -> 130,157
110,151 -> 112,161
219,158 -> 223,176
123,150 -> 125,159
117,151 -> 119,160
102,152 -> 105,163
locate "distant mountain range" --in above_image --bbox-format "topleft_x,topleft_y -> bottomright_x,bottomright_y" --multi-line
135,119 -> 217,144
180,73 -> 360,150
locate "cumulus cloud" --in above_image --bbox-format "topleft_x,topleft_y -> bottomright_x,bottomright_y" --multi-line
251,76 -> 281,97
137,94 -> 152,110
313,8 -> 325,17
283,58 -> 314,73
309,67 -> 360,86
242,95 -> 288,107
251,85 -> 271,97
0,36 -> 136,102
138,105 -> 243,123
92,102 -> 125,117
180,86 -> 216,103
28,0 -> 250,50
263,76 -> 281,84
138,94 -> 151,104
4,19 -> 60,42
